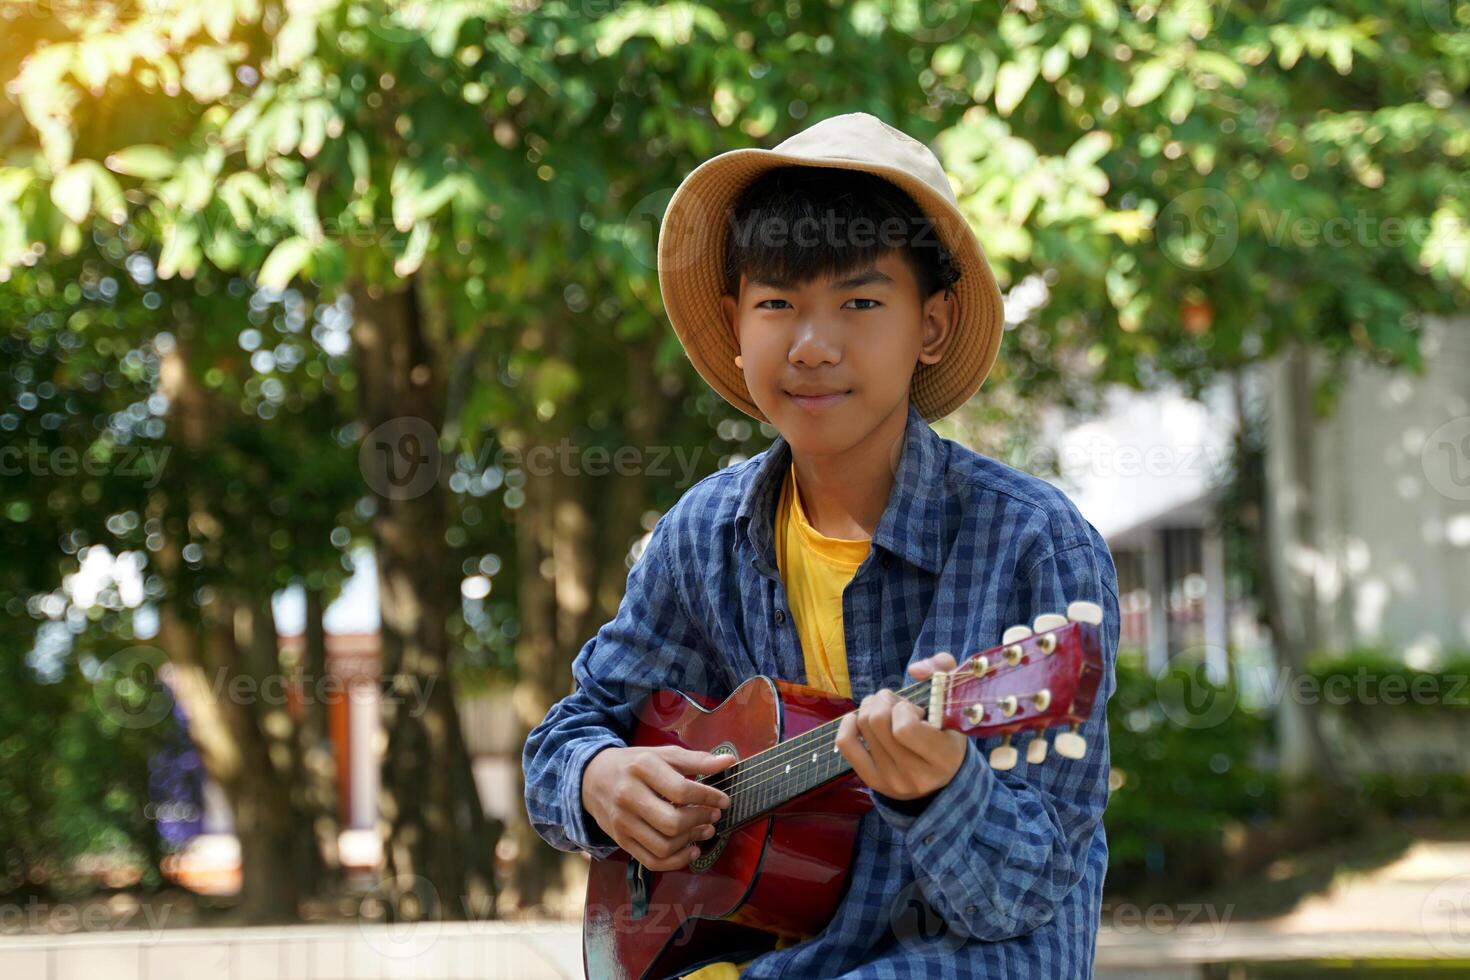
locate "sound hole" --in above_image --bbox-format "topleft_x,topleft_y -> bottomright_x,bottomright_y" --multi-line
689,742 -> 738,873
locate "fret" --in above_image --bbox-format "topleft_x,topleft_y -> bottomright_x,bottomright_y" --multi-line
722,678 -> 937,829
758,745 -> 769,816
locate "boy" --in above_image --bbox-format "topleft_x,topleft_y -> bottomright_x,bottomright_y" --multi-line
523,112 -> 1119,978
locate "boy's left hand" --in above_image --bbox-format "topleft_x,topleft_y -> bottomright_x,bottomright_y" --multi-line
836,652 -> 968,802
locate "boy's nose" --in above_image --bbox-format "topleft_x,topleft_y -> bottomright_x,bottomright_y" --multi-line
788,326 -> 841,367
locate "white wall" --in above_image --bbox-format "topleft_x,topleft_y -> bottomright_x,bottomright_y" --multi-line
1041,381 -> 1235,544
1265,314 -> 1470,662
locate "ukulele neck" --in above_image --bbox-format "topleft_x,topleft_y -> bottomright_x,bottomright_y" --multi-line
702,677 -> 933,833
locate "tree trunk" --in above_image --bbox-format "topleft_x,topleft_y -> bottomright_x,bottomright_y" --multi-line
293,585 -> 337,893
510,335 -> 669,910
155,341 -> 320,922
350,276 -> 500,921
1231,362 -> 1345,806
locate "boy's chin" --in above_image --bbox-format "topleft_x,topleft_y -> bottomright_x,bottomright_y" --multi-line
769,415 -> 869,457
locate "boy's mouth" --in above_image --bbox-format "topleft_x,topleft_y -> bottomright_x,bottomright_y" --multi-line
785,389 -> 851,412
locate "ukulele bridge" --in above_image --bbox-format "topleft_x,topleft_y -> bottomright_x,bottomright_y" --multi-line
626,860 -> 648,920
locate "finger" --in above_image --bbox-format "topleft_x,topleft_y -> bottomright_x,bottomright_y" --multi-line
870,691 -> 923,770
633,782 -> 720,839
622,825 -> 701,872
623,805 -> 708,863
646,754 -> 733,810
653,745 -> 740,778
888,693 -> 942,754
855,694 -> 904,785
836,712 -> 877,787
908,652 -> 958,679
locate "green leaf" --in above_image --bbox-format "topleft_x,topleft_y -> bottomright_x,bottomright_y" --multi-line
1041,44 -> 1070,83
310,239 -> 346,287
995,50 -> 1040,118
595,2 -> 728,55
1327,33 -> 1353,74
1164,78 -> 1197,123
299,100 -> 329,159
219,172 -> 272,230
1191,51 -> 1247,89
181,47 -> 234,102
532,356 -> 581,406
347,132 -> 370,194
88,165 -> 126,224
156,218 -> 201,279
1126,60 -> 1174,108
219,178 -> 253,229
276,11 -> 319,69
104,145 -> 177,180
221,99 -> 263,143
429,3 -> 474,58
203,228 -> 242,270
0,168 -> 33,206
933,43 -> 966,77
258,236 -> 313,290
393,220 -> 430,277
395,171 -> 462,232
1066,130 -> 1113,169
49,162 -> 92,224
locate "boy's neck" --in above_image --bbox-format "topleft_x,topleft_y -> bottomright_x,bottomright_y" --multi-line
787,399 -> 910,541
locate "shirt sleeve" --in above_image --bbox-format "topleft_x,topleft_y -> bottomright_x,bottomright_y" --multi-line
868,532 -> 1120,942
521,512 -> 725,860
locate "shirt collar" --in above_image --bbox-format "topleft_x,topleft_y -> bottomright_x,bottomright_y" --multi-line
735,401 -> 947,577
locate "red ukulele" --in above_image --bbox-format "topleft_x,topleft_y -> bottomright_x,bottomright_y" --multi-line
583,601 -> 1108,979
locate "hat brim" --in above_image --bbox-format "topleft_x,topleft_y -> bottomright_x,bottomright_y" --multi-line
656,148 -> 1005,424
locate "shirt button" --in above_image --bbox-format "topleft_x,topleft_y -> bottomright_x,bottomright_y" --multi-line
923,833 -> 936,846
774,608 -> 785,625
965,905 -> 977,915
881,554 -> 892,568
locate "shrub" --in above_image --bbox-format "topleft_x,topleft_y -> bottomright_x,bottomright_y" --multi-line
1103,649 -> 1278,897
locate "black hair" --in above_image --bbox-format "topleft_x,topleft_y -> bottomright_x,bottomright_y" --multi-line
721,165 -> 961,302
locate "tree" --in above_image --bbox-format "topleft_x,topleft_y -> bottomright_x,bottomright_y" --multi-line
5,0 -> 1468,912
0,232 -> 362,918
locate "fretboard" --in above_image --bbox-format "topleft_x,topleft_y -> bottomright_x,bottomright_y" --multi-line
700,677 -> 934,834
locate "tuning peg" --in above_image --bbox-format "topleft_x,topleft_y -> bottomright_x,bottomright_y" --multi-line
1001,624 -> 1032,644
988,735 -> 1018,772
1026,734 -> 1049,764
1067,600 -> 1103,625
1033,613 -> 1067,633
1054,724 -> 1087,760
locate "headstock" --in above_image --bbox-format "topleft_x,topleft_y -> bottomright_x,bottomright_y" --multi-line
928,600 -> 1105,771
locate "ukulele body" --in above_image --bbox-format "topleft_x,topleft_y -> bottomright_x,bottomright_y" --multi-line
583,675 -> 873,980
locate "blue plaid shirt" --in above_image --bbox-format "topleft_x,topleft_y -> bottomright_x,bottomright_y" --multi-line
523,401 -> 1119,978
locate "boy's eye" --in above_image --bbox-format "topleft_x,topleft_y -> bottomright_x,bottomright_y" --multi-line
754,298 -> 881,310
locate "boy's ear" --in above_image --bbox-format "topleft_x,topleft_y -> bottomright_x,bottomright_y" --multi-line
916,288 -> 959,367
720,293 -> 738,341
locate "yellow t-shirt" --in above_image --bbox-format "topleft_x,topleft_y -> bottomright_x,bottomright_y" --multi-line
679,463 -> 870,980
775,458 -> 869,699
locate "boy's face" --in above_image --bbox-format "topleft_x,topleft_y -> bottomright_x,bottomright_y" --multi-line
719,250 -> 958,456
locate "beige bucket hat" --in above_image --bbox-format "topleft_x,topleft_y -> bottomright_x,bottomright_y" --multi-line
656,111 -> 1006,424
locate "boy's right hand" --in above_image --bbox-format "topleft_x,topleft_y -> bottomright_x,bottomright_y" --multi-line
582,744 -> 737,871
